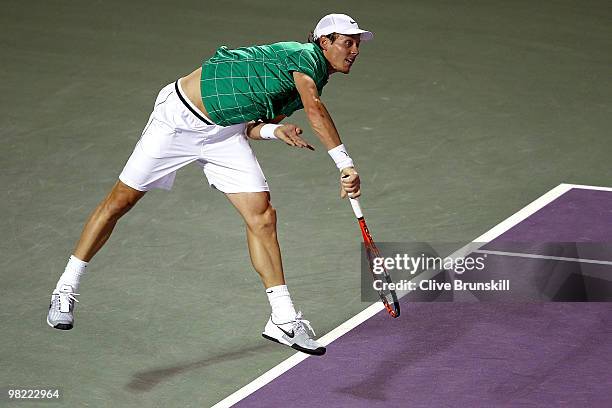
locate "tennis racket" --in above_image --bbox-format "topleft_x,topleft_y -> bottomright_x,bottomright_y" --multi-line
347,196 -> 400,318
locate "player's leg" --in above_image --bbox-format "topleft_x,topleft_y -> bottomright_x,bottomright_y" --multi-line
74,180 -> 146,262
47,181 -> 145,330
48,80 -> 200,330
200,122 -> 325,354
225,191 -> 284,288
224,191 -> 325,355
200,130 -> 297,322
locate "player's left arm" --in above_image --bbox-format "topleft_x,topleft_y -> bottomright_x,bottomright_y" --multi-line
245,115 -> 285,137
246,118 -> 314,150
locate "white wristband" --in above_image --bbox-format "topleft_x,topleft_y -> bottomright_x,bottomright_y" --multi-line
260,124 -> 281,140
328,144 -> 354,170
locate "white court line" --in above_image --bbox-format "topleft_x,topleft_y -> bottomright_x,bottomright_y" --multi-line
447,183 -> 612,264
563,183 -> 612,192
212,183 -> 611,408
474,249 -> 612,266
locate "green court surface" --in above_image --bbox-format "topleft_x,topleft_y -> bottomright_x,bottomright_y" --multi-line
1,0 -> 611,406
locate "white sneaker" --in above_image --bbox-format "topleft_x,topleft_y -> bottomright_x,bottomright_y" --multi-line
262,312 -> 326,356
47,284 -> 79,330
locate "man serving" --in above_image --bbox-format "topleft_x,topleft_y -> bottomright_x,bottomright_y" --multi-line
47,13 -> 372,356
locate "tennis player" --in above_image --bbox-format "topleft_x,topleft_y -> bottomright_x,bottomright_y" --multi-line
47,14 -> 372,356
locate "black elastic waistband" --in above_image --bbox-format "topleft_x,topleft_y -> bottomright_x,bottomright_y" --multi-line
174,81 -> 213,125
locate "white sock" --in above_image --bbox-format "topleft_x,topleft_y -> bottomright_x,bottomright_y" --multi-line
56,255 -> 88,292
266,284 -> 297,324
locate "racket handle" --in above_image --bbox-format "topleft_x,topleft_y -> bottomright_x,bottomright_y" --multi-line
341,174 -> 364,218
348,197 -> 363,219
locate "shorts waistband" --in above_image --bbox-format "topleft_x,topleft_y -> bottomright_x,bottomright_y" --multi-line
175,80 -> 215,125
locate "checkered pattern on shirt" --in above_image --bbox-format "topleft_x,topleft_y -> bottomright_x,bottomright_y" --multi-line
201,42 -> 328,126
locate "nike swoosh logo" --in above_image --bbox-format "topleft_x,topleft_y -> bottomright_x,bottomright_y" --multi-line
278,326 -> 295,338
350,20 -> 356,24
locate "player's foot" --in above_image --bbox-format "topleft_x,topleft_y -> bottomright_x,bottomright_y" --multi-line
47,284 -> 79,330
262,311 -> 326,356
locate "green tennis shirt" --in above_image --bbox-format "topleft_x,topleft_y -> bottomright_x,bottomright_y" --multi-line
201,42 -> 329,126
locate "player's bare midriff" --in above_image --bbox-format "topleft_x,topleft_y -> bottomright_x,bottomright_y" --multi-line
179,67 -> 211,119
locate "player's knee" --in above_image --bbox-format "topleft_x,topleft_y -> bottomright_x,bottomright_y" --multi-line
259,205 -> 277,230
248,205 -> 277,234
101,191 -> 139,220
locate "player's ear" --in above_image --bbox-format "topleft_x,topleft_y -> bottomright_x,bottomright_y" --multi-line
320,36 -> 330,51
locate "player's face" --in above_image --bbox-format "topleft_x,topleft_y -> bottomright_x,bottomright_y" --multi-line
322,34 -> 361,74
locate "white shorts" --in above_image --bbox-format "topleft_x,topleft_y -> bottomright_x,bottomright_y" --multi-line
119,81 -> 269,193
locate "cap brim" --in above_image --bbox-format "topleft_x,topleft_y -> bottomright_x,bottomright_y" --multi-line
339,28 -> 374,41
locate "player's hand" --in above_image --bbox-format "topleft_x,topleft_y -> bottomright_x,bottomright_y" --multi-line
340,167 -> 361,199
274,124 -> 315,150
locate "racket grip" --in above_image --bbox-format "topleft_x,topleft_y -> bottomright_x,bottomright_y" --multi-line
341,174 -> 364,218
348,197 -> 363,219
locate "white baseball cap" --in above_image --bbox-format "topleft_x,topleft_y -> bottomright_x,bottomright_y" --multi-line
313,14 -> 374,42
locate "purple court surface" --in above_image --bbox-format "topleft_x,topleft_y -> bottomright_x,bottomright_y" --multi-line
230,186 -> 612,407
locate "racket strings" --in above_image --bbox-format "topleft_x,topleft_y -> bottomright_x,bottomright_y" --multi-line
365,245 -> 394,300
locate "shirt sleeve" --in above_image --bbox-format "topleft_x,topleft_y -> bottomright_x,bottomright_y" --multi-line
285,49 -> 319,80
280,47 -> 325,117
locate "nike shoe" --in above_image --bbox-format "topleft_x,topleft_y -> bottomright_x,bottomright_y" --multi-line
47,284 -> 79,330
262,311 -> 326,356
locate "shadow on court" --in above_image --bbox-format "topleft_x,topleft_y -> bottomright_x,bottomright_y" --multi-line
126,343 -> 278,392
334,304 -> 475,401
333,303 -> 491,401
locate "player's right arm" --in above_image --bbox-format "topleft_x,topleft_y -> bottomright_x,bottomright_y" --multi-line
293,71 -> 342,150
293,71 -> 360,198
